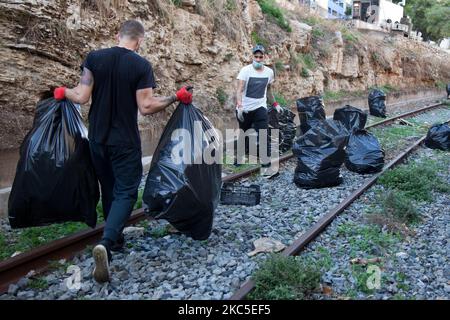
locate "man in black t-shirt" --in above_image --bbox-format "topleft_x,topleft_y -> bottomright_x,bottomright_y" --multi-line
53,20 -> 193,283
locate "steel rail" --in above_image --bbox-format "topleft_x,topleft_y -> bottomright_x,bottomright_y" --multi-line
230,118 -> 449,300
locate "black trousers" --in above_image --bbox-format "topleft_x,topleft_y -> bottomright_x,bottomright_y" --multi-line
89,142 -> 142,244
236,107 -> 270,167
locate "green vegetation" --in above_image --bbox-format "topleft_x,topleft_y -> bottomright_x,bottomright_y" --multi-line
301,67 -> 310,78
222,154 -> 256,174
274,60 -> 285,73
0,221 -> 89,261
369,84 -> 397,94
290,52 -> 316,76
323,90 -> 347,101
369,122 -> 427,153
378,160 -> 450,202
336,222 -> 400,259
216,87 -> 228,107
133,188 -> 144,210
28,277 -> 49,290
225,0 -> 237,11
376,190 -> 421,225
395,272 -> 410,292
303,16 -> 320,26
299,53 -> 316,70
393,0 -> 450,42
312,27 -> 325,39
256,0 -> 292,32
224,53 -> 233,62
435,81 -> 448,89
0,191 -> 147,262
351,263 -> 383,294
273,92 -> 289,107
249,254 -> 321,300
341,28 -> 360,44
345,6 -> 352,16
149,225 -> 172,238
251,31 -> 269,48
322,89 -> 365,101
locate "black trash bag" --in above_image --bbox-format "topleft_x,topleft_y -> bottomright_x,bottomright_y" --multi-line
368,89 -> 387,118
333,105 -> 368,132
143,103 -> 222,240
424,123 -> 450,151
8,98 -> 99,229
446,83 -> 450,97
268,105 -> 297,154
345,129 -> 385,174
293,120 -> 349,189
279,106 -> 297,153
296,96 -> 326,134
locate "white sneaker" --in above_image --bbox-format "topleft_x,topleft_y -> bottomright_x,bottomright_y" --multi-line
92,244 -> 110,283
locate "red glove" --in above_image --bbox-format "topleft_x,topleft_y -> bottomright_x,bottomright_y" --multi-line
54,87 -> 66,100
176,86 -> 193,104
272,102 -> 282,113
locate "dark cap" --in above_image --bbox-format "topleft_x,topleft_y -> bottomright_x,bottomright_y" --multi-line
252,44 -> 265,54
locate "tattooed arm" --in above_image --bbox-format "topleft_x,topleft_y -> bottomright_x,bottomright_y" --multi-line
65,67 -> 94,104
136,88 -> 177,116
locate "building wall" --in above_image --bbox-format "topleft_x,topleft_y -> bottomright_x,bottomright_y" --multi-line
298,0 -> 351,19
378,0 -> 404,24
328,0 -> 346,19
352,0 -> 403,25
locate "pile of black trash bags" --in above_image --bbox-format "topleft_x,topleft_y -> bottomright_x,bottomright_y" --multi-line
268,105 -> 297,154
8,98 -> 99,228
424,123 -> 450,151
368,89 -> 387,118
334,105 -> 385,174
293,97 -> 385,189
143,103 -> 222,240
296,96 -> 326,134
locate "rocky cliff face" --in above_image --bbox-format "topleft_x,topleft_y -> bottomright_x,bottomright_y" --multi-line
1,0 -> 449,150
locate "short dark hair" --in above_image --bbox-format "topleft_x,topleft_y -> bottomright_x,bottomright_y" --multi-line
119,20 -> 145,40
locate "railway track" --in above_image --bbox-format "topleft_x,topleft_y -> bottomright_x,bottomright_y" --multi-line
0,101 -> 448,296
230,130 -> 439,299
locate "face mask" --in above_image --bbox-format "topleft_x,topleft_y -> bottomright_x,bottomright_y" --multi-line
252,60 -> 264,69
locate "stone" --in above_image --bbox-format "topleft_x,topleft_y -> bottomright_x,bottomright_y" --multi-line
7,284 -> 19,296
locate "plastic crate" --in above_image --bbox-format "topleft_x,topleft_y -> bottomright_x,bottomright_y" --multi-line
220,183 -> 261,206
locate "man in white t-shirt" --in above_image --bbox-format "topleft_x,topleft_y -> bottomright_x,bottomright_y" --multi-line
235,45 -> 281,172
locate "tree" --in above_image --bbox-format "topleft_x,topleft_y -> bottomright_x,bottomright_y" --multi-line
424,4 -> 450,42
403,0 -> 450,41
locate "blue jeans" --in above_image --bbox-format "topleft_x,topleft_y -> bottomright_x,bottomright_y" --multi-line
89,142 -> 142,244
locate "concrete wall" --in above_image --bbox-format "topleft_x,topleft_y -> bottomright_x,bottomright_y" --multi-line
353,19 -> 388,33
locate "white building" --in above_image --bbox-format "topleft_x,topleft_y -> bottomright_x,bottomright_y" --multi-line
298,0 -> 353,19
352,0 -> 404,26
440,38 -> 450,50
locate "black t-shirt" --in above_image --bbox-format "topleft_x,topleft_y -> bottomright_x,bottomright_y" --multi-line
83,46 -> 156,147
